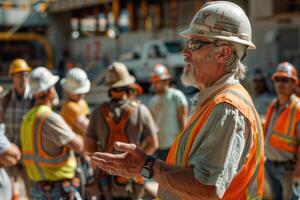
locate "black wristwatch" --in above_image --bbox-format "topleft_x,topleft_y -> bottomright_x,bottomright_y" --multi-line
140,155 -> 156,179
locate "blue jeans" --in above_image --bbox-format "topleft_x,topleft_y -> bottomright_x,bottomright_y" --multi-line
265,160 -> 298,200
31,182 -> 82,200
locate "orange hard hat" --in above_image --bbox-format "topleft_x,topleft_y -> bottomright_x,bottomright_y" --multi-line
272,62 -> 298,82
129,83 -> 143,96
150,64 -> 171,82
9,58 -> 31,75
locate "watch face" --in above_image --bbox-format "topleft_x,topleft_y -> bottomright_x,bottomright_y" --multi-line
141,167 -> 151,179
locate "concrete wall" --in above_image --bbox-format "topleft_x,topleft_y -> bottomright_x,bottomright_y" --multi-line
248,17 -> 300,75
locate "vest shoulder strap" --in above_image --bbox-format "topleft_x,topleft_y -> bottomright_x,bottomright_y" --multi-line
100,102 -> 136,152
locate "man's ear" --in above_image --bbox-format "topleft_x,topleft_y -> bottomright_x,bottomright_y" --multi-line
215,45 -> 233,63
47,87 -> 55,98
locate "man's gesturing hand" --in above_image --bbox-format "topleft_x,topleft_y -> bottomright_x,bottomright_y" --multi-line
91,141 -> 148,178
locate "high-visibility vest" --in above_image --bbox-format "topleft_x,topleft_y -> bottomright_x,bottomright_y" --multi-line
160,84 -> 264,200
21,105 -> 77,182
264,95 -> 300,154
100,102 -> 144,184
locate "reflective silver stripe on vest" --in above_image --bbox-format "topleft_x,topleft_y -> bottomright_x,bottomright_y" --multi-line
24,112 -> 71,179
271,130 -> 298,146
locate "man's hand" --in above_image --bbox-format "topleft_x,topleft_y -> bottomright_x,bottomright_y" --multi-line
91,141 -> 147,178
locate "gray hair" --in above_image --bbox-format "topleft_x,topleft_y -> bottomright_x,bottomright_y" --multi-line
215,41 -> 248,80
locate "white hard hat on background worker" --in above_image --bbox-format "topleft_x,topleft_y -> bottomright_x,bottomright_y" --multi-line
60,67 -> 91,94
150,64 -> 171,82
272,62 -> 299,83
29,66 -> 59,95
105,62 -> 135,88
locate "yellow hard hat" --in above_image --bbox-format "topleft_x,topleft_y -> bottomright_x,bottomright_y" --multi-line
9,58 -> 31,75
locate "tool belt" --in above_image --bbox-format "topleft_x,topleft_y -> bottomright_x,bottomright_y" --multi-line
268,159 -> 296,171
35,178 -> 80,192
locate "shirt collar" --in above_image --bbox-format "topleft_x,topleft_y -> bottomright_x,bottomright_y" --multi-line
274,94 -> 296,111
12,86 -> 31,101
191,72 -> 239,106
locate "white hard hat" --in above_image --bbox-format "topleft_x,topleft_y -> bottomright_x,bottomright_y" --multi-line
60,68 -> 91,94
272,62 -> 299,82
30,66 -> 59,95
105,62 -> 135,88
180,1 -> 255,49
150,64 -> 171,82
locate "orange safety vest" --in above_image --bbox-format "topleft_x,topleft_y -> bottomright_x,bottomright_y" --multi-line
264,95 -> 300,153
165,84 -> 264,200
100,103 -> 144,184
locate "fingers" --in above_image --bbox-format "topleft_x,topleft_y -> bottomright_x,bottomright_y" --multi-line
114,142 -> 137,152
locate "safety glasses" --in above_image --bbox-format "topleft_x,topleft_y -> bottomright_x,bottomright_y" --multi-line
274,77 -> 292,83
186,39 -> 215,51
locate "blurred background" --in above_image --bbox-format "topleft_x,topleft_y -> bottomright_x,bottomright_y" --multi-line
0,0 -> 298,103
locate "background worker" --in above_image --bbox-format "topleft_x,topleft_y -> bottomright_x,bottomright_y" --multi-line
60,67 -> 91,197
0,58 -> 33,199
85,62 -> 158,200
21,67 -> 84,199
91,2 -> 264,200
252,69 -> 274,119
0,123 -> 21,200
264,62 -> 300,200
149,64 -> 188,160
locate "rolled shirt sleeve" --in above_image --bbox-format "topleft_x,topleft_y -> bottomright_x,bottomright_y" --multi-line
42,112 -> 76,146
189,103 -> 252,198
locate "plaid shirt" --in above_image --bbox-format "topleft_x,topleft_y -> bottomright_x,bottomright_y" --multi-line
0,87 -> 33,147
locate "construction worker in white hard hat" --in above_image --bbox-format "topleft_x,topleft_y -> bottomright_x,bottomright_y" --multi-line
20,67 -> 84,200
85,62 -> 158,200
264,62 -> 300,200
149,64 -> 188,161
60,67 -> 91,197
91,2 -> 264,200
0,58 -> 33,199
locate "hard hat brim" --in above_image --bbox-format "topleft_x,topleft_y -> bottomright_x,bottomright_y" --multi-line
179,29 -> 256,49
109,75 -> 136,88
10,66 -> 32,76
60,78 -> 91,94
31,75 -> 59,95
272,72 -> 299,82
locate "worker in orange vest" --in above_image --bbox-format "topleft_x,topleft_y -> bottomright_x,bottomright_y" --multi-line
264,62 -> 300,200
91,1 -> 264,200
85,62 -> 158,200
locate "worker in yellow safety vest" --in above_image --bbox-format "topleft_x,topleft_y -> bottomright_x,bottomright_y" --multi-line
264,62 -> 300,200
21,67 -> 84,200
91,1 -> 264,200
